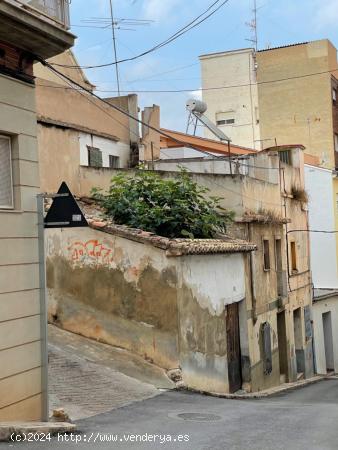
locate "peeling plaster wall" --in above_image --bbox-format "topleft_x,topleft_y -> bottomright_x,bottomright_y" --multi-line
46,227 -> 180,369
177,254 -> 246,394
46,227 -> 250,394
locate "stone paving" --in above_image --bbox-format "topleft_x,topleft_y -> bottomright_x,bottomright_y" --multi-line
48,325 -> 173,421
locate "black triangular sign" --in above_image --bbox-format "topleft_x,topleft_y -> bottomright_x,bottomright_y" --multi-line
44,182 -> 88,229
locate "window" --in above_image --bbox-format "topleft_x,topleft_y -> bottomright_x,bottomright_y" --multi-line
216,111 -> 235,126
290,241 -> 298,273
263,239 -> 271,271
333,88 -> 337,102
109,155 -> 120,169
0,136 -> 13,209
216,118 -> 235,126
87,146 -> 103,168
279,150 -> 291,165
335,134 -> 338,152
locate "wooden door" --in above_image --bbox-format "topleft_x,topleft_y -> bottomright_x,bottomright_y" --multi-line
226,302 -> 242,393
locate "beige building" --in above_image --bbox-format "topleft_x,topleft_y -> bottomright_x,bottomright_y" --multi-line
0,0 -> 73,421
200,39 -> 338,264
151,131 -> 314,390
34,51 -> 140,196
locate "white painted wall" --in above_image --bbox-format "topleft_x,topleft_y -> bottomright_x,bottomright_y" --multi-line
79,132 -> 130,168
304,164 -> 338,288
180,253 -> 246,316
313,296 -> 338,374
200,48 -> 261,150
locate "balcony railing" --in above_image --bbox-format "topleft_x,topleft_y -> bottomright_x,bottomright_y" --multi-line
16,0 -> 70,29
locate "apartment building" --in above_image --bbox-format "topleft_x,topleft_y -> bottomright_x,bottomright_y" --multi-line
0,0 -> 74,421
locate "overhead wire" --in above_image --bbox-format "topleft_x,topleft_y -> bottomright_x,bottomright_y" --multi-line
37,66 -> 338,94
50,0 -> 231,70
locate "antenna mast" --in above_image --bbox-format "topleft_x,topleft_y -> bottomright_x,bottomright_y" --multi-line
245,0 -> 258,51
109,0 -> 121,96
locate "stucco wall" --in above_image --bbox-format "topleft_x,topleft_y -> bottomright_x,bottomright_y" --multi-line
79,132 -> 130,168
313,297 -> 338,374
177,253 -> 246,393
200,48 -> 261,149
46,227 -> 180,369
305,164 -> 338,288
0,74 -> 42,421
46,226 -> 250,394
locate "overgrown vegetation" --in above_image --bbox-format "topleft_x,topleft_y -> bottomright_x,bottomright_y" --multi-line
92,168 -> 234,239
291,186 -> 308,203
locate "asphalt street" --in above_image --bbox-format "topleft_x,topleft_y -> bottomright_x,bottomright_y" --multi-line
3,379 -> 338,450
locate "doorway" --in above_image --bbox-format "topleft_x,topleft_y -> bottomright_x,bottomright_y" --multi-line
293,308 -> 303,374
226,302 -> 242,393
277,311 -> 289,383
323,312 -> 334,372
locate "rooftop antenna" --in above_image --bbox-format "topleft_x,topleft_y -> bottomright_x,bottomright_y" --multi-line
245,0 -> 258,51
80,11 -> 153,98
109,0 -> 121,97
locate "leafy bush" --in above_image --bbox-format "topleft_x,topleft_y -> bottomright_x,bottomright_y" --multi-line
92,168 -> 234,239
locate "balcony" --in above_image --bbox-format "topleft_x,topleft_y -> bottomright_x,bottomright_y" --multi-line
17,0 -> 70,29
0,0 -> 75,59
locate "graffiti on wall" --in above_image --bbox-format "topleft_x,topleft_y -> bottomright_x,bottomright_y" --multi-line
68,240 -> 114,266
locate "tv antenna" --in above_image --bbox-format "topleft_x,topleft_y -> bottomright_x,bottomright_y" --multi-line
80,8 -> 153,97
245,0 -> 258,51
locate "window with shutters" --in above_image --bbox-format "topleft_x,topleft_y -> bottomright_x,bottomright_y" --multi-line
109,155 -> 120,169
0,136 -> 13,209
87,146 -> 103,168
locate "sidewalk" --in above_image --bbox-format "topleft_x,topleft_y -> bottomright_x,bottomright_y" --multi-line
188,374 -> 331,399
48,325 -> 174,421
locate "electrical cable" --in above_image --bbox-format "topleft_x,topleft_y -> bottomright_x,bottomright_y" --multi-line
35,64 -> 282,172
37,66 -> 338,94
50,0 -> 231,69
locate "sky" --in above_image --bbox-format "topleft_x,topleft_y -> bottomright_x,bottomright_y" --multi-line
69,0 -> 338,131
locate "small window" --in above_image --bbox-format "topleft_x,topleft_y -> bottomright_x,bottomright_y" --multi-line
335,134 -> 338,152
279,150 -> 291,165
263,239 -> 271,271
216,111 -> 235,126
87,146 -> 103,168
0,136 -> 13,209
333,88 -> 337,102
216,118 -> 235,126
290,241 -> 298,273
109,155 -> 120,169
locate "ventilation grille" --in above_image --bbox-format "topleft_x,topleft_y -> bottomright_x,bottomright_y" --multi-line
0,137 -> 13,209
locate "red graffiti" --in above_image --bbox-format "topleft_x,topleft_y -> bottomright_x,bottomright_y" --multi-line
68,240 -> 113,265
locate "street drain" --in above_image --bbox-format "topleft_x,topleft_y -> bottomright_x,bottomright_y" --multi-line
175,413 -> 222,422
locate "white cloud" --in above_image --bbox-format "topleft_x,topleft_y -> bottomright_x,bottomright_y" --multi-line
314,0 -> 338,29
142,0 -> 181,21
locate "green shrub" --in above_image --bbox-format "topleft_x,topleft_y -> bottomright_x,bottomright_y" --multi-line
92,168 -> 234,239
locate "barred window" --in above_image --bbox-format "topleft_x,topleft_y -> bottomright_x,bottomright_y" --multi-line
0,136 -> 13,209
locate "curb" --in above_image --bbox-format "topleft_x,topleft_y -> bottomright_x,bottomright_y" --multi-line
0,422 -> 76,442
184,374 -> 331,400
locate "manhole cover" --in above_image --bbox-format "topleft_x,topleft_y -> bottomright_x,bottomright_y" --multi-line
175,413 -> 222,422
